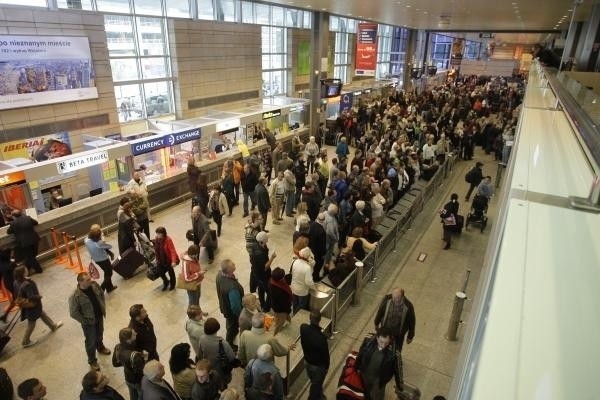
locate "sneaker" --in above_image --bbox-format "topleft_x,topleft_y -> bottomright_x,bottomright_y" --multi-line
90,361 -> 101,371
51,321 -> 64,332
23,340 -> 39,348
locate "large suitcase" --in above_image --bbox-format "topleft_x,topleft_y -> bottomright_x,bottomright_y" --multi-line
336,351 -> 365,399
0,310 -> 21,354
113,247 -> 146,279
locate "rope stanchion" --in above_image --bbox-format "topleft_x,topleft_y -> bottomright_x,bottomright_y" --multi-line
71,235 -> 85,273
50,227 -> 65,263
62,231 -> 75,269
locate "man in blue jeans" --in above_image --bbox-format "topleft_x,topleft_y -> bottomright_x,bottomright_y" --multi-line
69,272 -> 112,371
300,310 -> 329,400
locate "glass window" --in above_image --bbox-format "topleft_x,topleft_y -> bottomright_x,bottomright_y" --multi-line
166,0 -> 190,18
197,0 -> 214,20
97,0 -> 131,13
330,16 -> 339,31
144,81 -> 172,116
334,66 -> 347,83
57,0 -> 94,11
271,6 -> 284,26
215,0 -> 235,21
137,17 -> 167,56
133,0 -> 163,16
115,84 -> 144,123
0,0 -> 46,6
140,57 -> 169,79
302,11 -> 311,29
110,58 -> 140,82
262,70 -> 285,97
241,1 -> 254,23
285,9 -> 299,28
105,15 -> 137,57
255,3 -> 269,25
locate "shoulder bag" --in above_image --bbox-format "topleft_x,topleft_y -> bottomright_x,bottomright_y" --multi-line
284,259 -> 295,285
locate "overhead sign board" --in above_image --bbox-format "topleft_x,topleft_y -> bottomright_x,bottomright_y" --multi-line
56,150 -> 109,174
130,127 -> 201,156
355,23 -> 378,76
0,171 -> 26,187
262,109 -> 282,119
479,33 -> 494,39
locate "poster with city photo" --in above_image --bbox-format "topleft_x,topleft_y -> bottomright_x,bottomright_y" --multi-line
0,35 -> 98,110
0,131 -> 73,162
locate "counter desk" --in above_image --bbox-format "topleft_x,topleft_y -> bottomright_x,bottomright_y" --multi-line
0,128 -> 310,260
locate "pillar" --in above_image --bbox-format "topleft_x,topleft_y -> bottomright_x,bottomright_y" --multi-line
309,12 -> 330,134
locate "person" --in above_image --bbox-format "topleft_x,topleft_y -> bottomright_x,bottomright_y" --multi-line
250,231 -> 276,312
170,343 -> 196,400
238,294 -> 260,335
244,212 -> 262,258
196,318 -> 236,388
0,248 -> 15,303
191,206 -> 214,264
80,370 -> 126,400
7,209 -> 42,274
117,197 -> 137,256
16,378 -> 45,400
130,191 -> 150,240
10,266 -> 62,348
269,172 -> 285,224
112,327 -> 145,400
356,329 -> 402,400
180,245 -> 205,306
283,166 -> 296,217
271,143 -> 283,177
154,226 -> 179,291
238,312 -> 291,367
186,304 -> 208,361
243,344 -> 284,400
140,360 -> 181,400
128,171 -> 151,220
323,204 -> 340,264
441,193 -> 462,250
244,372 -> 276,400
191,359 -> 221,400
129,304 -> 159,361
263,128 -> 276,150
370,183 -> 386,227
300,310 -> 329,400
308,213 -> 327,282
215,260 -> 244,349
477,175 -> 494,200
268,267 -> 292,335
342,227 -> 377,260
241,164 -> 258,217
290,247 -> 316,314
69,272 -> 111,371
208,186 -> 229,237
85,224 -> 117,293
335,137 -> 350,163
304,136 -> 320,174
374,288 -> 416,355
465,162 -> 484,201
221,169 -> 235,216
0,368 -> 13,400
254,178 -> 271,232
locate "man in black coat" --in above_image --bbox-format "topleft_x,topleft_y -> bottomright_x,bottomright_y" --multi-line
242,164 -> 259,218
300,310 -> 330,400
255,177 -> 271,232
465,161 -> 484,201
308,214 -> 327,282
7,209 -> 42,274
301,181 -> 321,221
128,304 -> 159,361
374,288 -> 416,353
249,232 -> 276,312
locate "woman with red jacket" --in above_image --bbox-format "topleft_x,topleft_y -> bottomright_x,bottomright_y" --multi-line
153,226 -> 179,291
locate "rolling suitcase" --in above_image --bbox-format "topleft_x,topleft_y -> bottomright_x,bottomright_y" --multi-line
113,247 -> 146,279
0,310 -> 21,354
336,351 -> 365,399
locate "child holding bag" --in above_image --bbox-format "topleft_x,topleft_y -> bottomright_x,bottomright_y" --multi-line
177,245 -> 204,306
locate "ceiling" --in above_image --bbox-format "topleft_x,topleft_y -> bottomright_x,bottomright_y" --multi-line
263,0 -> 598,33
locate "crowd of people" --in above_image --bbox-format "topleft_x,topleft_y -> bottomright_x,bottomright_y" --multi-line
0,74 -> 525,400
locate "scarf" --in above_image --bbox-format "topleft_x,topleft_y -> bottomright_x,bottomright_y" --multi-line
269,277 -> 292,299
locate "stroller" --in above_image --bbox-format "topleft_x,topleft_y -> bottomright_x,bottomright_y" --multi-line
466,194 -> 489,232
136,231 -> 156,267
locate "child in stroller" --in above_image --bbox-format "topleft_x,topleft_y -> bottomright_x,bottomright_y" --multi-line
466,194 -> 488,232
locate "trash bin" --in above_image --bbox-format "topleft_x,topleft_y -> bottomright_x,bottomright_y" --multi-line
309,282 -> 334,312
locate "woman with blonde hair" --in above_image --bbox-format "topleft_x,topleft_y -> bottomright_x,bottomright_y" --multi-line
85,223 -> 116,293
294,202 -> 309,232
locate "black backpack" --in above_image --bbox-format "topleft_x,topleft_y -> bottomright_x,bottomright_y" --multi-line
465,167 -> 476,184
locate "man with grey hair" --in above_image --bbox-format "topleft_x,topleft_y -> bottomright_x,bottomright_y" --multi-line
216,259 -> 244,349
249,231 -> 276,312
140,360 -> 180,399
191,205 -> 213,263
308,212 -> 327,282
323,204 -> 339,264
238,312 -> 292,366
244,344 -> 284,399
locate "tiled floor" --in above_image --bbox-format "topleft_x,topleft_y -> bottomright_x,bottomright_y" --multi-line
0,146 -> 500,399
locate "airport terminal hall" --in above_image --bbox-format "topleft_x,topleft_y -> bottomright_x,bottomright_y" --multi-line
0,0 -> 599,398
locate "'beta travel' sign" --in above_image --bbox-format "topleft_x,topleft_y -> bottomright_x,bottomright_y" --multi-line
56,150 -> 109,174
131,127 -> 201,156
262,109 -> 282,119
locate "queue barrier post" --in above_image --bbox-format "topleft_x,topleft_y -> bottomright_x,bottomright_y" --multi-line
62,231 -> 75,269
352,261 -> 364,306
50,228 -> 65,263
71,235 -> 85,273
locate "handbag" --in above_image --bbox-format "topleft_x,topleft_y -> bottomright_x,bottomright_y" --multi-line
218,339 -> 240,375
284,259 -> 295,285
146,262 -> 164,281
88,262 -> 101,280
175,272 -> 201,291
443,214 -> 457,226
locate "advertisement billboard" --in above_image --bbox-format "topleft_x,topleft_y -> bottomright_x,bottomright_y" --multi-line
0,35 -> 98,110
0,131 -> 73,162
355,23 -> 378,76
